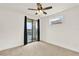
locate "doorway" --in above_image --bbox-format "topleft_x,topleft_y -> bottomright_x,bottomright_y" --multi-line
24,16 -> 40,45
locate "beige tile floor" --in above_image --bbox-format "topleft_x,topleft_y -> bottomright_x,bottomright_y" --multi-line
0,41 -> 79,56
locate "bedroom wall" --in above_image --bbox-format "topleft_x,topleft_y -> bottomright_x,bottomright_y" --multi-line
0,10 -> 24,51
40,6 -> 79,52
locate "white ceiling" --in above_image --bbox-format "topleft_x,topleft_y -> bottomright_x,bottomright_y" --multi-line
0,3 -> 79,19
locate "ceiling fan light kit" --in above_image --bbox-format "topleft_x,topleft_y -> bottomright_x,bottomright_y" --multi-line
36,10 -> 43,15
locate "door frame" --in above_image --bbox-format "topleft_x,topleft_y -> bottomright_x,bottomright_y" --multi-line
24,16 -> 27,45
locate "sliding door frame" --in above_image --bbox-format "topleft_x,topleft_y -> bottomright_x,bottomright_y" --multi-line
37,19 -> 40,41
24,16 -> 27,45
24,16 -> 40,45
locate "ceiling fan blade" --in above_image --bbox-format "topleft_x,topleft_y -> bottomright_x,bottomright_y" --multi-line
43,11 -> 47,14
43,6 -> 52,10
28,8 -> 37,10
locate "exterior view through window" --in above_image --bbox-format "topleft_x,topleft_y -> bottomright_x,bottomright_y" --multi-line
27,18 -> 38,43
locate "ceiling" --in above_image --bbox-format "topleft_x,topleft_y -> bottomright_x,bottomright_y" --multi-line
0,3 -> 78,19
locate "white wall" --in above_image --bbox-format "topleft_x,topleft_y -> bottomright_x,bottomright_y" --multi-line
40,6 -> 79,52
0,10 -> 24,51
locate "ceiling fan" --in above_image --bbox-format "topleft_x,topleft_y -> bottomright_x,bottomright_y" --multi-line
28,3 -> 52,15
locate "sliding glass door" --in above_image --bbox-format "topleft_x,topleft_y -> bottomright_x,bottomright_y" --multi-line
33,20 -> 38,41
24,16 -> 40,45
27,19 -> 33,43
